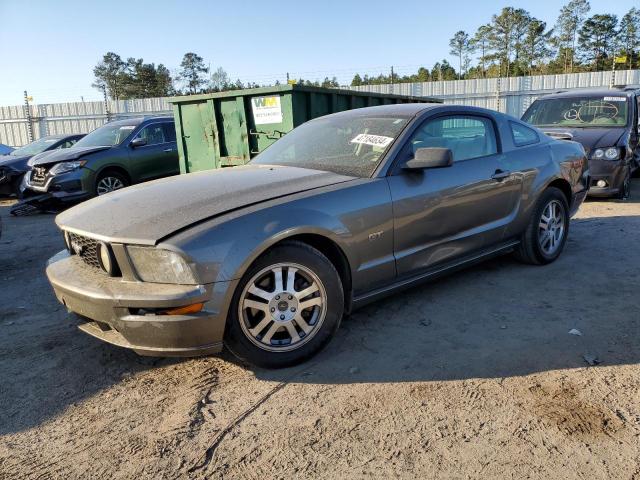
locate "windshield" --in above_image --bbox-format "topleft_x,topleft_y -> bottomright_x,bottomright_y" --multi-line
251,114 -> 410,177
10,137 -> 59,156
523,96 -> 629,128
74,123 -> 137,148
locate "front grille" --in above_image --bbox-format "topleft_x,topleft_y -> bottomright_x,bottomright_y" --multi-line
31,166 -> 48,186
67,232 -> 102,270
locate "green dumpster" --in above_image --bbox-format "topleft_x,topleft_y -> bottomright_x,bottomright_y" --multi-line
168,84 -> 441,173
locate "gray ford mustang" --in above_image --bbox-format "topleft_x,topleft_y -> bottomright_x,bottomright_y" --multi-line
46,104 -> 589,368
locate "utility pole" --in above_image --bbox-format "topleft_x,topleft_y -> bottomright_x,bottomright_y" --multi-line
286,72 -> 290,84
102,85 -> 111,122
23,90 -> 33,143
390,66 -> 395,94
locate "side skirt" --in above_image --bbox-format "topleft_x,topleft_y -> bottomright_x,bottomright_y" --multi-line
351,240 -> 520,310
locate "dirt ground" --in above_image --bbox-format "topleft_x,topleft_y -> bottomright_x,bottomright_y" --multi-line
1,183 -> 639,480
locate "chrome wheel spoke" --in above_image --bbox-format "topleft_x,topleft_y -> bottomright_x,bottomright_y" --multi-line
294,283 -> 319,300
294,314 -> 313,334
286,267 -> 297,290
243,299 -> 269,314
262,322 -> 281,344
249,316 -> 273,337
248,284 -> 273,301
273,267 -> 285,292
300,297 -> 322,310
284,322 -> 301,343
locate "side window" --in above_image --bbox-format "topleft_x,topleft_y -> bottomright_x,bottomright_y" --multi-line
134,124 -> 166,146
162,123 -> 176,142
408,115 -> 498,162
56,139 -> 78,149
510,122 -> 539,146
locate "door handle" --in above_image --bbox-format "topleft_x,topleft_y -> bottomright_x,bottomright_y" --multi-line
163,148 -> 174,153
491,169 -> 511,181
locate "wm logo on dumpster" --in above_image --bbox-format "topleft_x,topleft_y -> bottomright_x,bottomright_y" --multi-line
251,96 -> 283,125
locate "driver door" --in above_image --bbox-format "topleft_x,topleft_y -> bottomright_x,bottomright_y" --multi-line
129,122 -> 178,182
388,114 -> 519,278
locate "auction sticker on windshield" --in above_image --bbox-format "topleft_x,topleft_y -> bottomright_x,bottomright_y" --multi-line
350,134 -> 394,148
252,96 -> 283,125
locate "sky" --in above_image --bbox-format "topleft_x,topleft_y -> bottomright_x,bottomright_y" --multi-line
0,0 -> 637,106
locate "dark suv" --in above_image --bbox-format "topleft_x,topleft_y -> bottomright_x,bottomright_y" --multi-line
522,87 -> 640,198
25,116 -> 179,201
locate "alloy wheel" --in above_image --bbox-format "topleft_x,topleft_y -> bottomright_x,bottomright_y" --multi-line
538,199 -> 565,256
238,263 -> 327,352
96,176 -> 125,195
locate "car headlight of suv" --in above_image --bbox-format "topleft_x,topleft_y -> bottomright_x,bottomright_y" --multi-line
127,246 -> 198,284
592,147 -> 620,161
49,160 -> 87,175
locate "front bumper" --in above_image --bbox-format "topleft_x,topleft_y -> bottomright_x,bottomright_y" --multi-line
25,168 -> 93,201
587,159 -> 626,197
46,251 -> 235,357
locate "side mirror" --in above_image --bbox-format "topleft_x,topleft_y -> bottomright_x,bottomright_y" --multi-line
130,138 -> 147,148
403,147 -> 453,170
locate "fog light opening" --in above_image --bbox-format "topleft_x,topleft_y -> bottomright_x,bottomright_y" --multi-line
161,303 -> 205,316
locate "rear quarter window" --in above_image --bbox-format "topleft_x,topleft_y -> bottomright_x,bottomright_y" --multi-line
510,122 -> 539,147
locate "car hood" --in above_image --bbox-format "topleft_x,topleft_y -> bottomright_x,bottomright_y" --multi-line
56,164 -> 356,245
0,154 -> 31,171
540,127 -> 625,154
31,145 -> 112,166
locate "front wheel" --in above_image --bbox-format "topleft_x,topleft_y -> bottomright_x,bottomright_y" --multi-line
95,171 -> 129,196
617,166 -> 631,200
225,241 -> 344,368
514,187 -> 569,265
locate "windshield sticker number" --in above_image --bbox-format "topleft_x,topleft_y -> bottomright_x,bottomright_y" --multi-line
351,134 -> 394,148
603,97 -> 626,102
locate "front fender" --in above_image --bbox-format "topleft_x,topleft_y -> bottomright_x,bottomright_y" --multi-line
162,178 -> 395,293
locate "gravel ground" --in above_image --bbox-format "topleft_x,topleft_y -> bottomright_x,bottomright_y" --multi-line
0,184 -> 639,480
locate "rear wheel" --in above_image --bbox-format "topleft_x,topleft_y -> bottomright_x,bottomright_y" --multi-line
96,171 -> 129,196
514,187 -> 569,265
225,241 -> 344,368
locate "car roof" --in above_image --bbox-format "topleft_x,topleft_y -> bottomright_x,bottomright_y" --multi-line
106,115 -> 173,127
540,88 -> 638,100
43,133 -> 84,140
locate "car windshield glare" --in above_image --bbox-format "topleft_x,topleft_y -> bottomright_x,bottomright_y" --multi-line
523,96 -> 629,128
10,137 -> 59,156
74,123 -> 137,148
251,114 -> 410,177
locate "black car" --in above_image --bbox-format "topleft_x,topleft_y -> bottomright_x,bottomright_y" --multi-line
24,116 -> 179,202
0,134 -> 83,196
522,87 -> 640,198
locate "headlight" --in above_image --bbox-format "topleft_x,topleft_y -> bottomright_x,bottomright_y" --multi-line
592,147 -> 619,161
127,246 -> 198,284
49,160 -> 87,175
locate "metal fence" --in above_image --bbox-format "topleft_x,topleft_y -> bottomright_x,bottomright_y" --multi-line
0,97 -> 172,147
2,69 -> 640,147
350,69 -> 640,118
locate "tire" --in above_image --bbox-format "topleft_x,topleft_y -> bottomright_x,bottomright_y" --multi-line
95,171 -> 129,196
224,241 -> 344,369
616,166 -> 631,200
514,187 -> 569,265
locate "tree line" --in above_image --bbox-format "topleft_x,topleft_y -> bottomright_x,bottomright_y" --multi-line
93,1 -> 640,99
352,1 -> 640,85
93,52 -> 258,100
